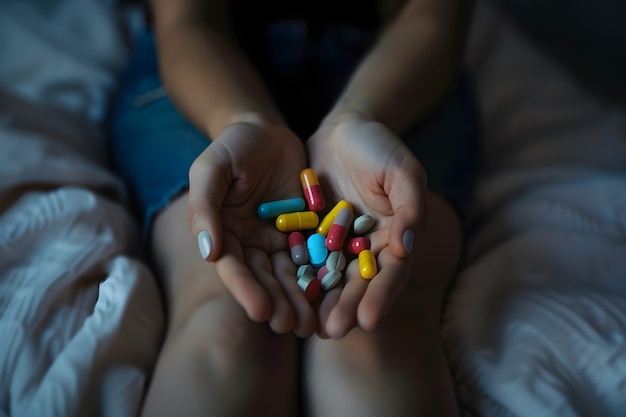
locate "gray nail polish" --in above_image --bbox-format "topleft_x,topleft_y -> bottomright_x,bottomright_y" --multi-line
198,230 -> 212,260
402,230 -> 414,254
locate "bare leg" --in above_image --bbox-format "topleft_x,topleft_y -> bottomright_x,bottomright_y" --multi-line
140,193 -> 299,417
303,192 -> 461,417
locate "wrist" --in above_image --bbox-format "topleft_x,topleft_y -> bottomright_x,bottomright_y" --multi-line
207,107 -> 285,139
227,109 -> 285,130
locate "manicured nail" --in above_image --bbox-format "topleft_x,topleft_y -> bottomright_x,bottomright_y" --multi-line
198,230 -> 212,260
402,230 -> 414,255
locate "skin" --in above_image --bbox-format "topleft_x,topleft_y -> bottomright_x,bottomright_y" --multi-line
141,0 -> 473,415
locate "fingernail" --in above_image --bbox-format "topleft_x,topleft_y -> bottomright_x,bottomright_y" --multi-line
198,230 -> 212,260
402,230 -> 414,255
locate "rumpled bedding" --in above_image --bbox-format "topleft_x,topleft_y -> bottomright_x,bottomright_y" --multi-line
1,0 -> 625,416
443,1 -> 626,416
0,1 -> 163,417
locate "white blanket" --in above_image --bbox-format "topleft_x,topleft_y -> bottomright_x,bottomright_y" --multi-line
0,2 -> 163,417
443,2 -> 626,416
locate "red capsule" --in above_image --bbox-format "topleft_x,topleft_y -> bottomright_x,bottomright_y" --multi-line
325,207 -> 353,251
300,168 -> 325,212
346,237 -> 371,255
288,231 -> 308,265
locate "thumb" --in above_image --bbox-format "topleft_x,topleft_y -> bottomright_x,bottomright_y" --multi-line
387,159 -> 427,259
187,153 -> 230,262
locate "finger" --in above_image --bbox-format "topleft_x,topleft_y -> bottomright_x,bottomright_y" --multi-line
271,252 -> 317,338
315,282 -> 342,339
356,248 -> 411,332
214,233 -> 271,322
187,148 -> 230,262
245,248 -> 295,334
323,260 -> 368,339
386,157 -> 427,259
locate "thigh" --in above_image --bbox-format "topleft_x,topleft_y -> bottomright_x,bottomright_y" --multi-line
303,191 -> 462,417
143,192 -> 300,417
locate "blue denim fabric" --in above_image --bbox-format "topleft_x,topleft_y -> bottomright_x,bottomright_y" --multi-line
109,22 -> 481,236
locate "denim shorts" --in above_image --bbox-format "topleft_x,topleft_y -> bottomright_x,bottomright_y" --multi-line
109,21 -> 481,236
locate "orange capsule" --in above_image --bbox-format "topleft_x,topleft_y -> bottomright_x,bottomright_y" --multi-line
300,168 -> 325,212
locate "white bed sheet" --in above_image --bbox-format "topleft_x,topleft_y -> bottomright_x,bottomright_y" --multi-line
443,2 -> 626,416
0,1 -> 163,416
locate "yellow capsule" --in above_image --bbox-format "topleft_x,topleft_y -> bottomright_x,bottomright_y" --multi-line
358,249 -> 377,280
317,200 -> 353,236
276,211 -> 319,232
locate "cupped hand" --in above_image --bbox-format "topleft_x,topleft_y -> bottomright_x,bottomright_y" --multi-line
187,120 -> 316,337
307,114 -> 428,338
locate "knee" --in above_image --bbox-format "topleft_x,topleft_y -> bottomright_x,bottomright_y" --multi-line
171,294 -> 296,373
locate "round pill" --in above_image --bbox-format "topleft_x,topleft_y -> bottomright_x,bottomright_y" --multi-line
353,214 -> 375,235
346,237 -> 370,255
358,249 -> 377,279
326,251 -> 346,272
320,270 -> 342,291
298,275 -> 320,302
297,264 -> 314,279
316,265 -> 329,280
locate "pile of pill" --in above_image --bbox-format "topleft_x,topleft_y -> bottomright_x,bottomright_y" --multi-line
257,168 -> 377,302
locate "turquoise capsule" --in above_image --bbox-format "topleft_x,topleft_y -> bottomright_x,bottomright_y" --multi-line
307,233 -> 328,267
257,197 -> 305,219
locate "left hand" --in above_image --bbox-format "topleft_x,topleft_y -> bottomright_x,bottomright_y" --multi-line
307,114 -> 428,338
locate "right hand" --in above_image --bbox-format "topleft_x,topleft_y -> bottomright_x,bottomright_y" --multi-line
187,119 -> 316,337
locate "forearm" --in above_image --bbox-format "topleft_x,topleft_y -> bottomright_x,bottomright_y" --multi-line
327,0 -> 473,135
151,0 -> 283,139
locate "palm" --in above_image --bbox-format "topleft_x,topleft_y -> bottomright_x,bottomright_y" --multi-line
190,122 -> 316,336
307,118 -> 425,337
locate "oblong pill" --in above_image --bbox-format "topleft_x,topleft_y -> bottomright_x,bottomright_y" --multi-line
257,197 -> 305,219
300,168 -> 325,212
307,233 -> 328,267
317,200 -> 352,236
358,249 -> 377,279
276,211 -> 319,232
353,214 -> 375,235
